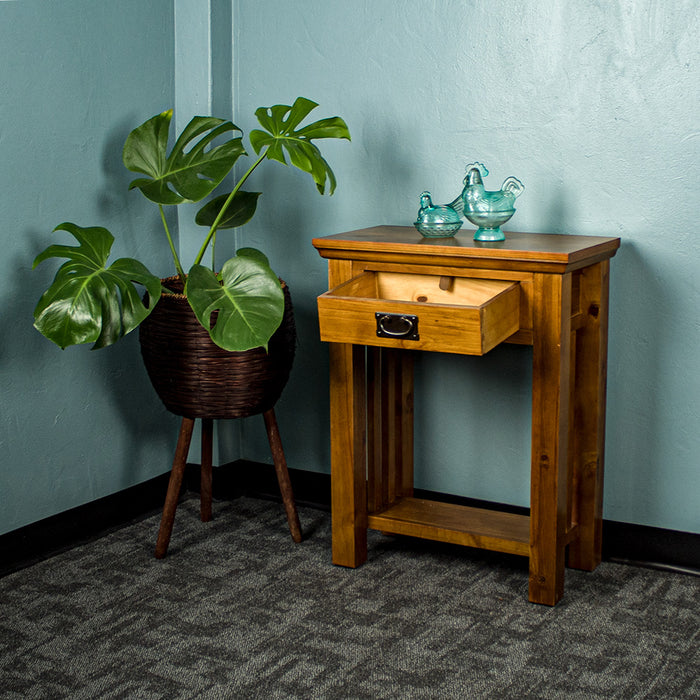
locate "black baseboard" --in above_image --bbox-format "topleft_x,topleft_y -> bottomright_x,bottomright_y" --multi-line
601,520 -> 700,576
2,460 -> 698,578
0,472 -> 173,577
229,461 -> 700,576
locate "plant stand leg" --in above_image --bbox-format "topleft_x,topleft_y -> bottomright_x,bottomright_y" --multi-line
200,418 -> 213,522
263,408 -> 302,543
154,417 -> 195,559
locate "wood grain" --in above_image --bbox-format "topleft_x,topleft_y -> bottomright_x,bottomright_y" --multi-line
200,418 -> 213,522
568,261 -> 610,570
313,226 -> 620,273
314,228 -> 619,606
154,417 -> 195,559
368,498 -> 529,557
367,349 -> 414,515
263,408 -> 303,543
318,271 -> 520,355
528,272 -> 572,605
360,262 -> 535,344
328,340 -> 367,567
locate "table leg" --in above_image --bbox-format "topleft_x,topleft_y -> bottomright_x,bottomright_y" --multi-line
155,417 -> 195,559
529,272 -> 572,605
569,261 -> 610,570
263,408 -> 303,543
200,418 -> 213,522
329,342 -> 367,567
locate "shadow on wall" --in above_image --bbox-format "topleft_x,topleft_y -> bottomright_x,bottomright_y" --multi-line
10,117 -> 181,494
93,336 -> 180,480
97,113 -> 179,272
605,241 -> 667,522
542,181 -> 571,234
212,165 -> 334,468
97,114 -> 141,230
4,228 -> 178,493
357,105 -> 419,220
4,231 -> 60,371
412,342 -> 533,505
96,115 -> 182,483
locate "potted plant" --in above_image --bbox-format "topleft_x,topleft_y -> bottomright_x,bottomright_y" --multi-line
32,97 -> 350,556
32,97 -> 351,418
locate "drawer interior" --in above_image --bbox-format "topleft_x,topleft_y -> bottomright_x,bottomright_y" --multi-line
329,271 -> 517,308
319,271 -> 521,355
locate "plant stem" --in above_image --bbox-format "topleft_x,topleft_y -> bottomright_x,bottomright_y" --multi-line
159,204 -> 186,284
193,149 -> 267,267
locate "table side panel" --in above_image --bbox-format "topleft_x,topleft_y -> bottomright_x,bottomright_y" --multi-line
569,260 -> 610,570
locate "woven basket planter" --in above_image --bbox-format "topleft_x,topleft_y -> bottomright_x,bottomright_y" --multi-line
139,276 -> 296,420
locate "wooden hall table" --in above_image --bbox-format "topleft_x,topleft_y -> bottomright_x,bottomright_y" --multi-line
313,226 -> 620,605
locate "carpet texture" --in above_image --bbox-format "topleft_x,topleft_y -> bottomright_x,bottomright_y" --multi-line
0,496 -> 698,699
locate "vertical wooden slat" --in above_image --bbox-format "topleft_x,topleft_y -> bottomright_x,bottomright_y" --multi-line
384,349 -> 398,505
367,348 -> 415,513
566,330 -> 577,533
366,347 -> 382,514
398,351 -> 414,498
569,261 -> 610,570
529,272 -> 572,605
377,349 -> 390,508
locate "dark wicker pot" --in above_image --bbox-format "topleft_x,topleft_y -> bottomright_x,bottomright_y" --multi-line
139,276 -> 296,420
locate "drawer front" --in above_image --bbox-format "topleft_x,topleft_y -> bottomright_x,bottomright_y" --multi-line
317,272 -> 520,355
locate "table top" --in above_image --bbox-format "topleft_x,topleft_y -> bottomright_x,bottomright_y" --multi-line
312,226 -> 620,273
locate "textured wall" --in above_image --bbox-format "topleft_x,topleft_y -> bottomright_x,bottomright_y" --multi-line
0,1 -> 179,534
232,0 -> 700,533
1,1 -> 697,538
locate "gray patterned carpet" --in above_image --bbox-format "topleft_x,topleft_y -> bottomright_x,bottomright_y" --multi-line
0,496 -> 698,699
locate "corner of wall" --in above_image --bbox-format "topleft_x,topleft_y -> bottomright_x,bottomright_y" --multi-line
173,0 -> 240,465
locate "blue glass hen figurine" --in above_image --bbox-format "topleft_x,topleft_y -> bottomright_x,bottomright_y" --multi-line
460,162 -> 524,242
414,162 -> 524,242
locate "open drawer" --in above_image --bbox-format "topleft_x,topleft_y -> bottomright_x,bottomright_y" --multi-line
317,271 -> 520,355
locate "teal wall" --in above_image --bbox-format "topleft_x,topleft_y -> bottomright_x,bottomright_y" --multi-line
1,1 -> 698,538
0,1 -> 179,534
232,0 -> 700,535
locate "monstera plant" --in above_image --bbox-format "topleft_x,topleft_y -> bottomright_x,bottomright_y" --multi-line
33,97 -> 351,353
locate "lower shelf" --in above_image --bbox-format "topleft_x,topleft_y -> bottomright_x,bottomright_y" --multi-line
367,497 -> 530,557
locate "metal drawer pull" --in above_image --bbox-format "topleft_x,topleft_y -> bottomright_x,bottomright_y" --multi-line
375,313 -> 419,340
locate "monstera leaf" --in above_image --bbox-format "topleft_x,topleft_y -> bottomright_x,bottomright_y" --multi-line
185,249 -> 284,352
249,97 -> 351,195
123,110 -> 245,205
195,190 -> 262,230
33,223 -> 162,349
